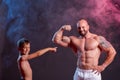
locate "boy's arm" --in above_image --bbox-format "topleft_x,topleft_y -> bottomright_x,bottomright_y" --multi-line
27,47 -> 57,60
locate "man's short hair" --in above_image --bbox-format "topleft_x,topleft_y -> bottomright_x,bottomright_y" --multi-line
17,38 -> 30,48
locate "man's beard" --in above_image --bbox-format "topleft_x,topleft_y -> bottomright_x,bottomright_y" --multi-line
79,31 -> 87,36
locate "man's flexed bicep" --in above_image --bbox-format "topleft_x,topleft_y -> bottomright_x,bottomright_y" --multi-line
52,25 -> 71,47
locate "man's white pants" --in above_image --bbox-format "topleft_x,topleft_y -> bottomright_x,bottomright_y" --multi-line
73,68 -> 101,80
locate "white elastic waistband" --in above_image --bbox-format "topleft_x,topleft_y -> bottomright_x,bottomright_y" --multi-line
76,67 -> 93,72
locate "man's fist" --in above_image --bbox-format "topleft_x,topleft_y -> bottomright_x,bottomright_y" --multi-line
61,25 -> 72,31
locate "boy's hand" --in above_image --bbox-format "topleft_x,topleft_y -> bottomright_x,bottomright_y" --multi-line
49,47 -> 57,52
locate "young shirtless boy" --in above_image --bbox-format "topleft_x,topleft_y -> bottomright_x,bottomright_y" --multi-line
17,38 -> 57,80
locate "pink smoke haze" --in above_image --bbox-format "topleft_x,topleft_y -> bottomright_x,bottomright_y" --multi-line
56,0 -> 120,27
91,0 -> 120,25
58,0 -> 120,46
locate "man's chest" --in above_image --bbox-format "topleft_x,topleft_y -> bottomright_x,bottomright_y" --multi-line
72,38 -> 99,51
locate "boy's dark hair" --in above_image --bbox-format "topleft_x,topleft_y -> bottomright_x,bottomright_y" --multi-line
17,38 -> 30,48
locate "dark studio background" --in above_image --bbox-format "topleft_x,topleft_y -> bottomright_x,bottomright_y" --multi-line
0,0 -> 120,80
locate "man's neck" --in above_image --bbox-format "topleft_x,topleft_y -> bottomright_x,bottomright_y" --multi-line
81,32 -> 92,39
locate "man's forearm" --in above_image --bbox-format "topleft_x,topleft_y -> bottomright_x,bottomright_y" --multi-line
102,48 -> 116,68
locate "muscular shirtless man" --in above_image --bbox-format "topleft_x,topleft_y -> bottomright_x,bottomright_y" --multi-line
52,19 -> 116,80
17,38 -> 57,80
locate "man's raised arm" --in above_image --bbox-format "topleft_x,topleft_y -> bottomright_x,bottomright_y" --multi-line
52,25 -> 71,47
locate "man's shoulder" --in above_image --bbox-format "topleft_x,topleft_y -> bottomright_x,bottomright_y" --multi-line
93,35 -> 108,45
68,36 -> 80,44
69,35 -> 77,38
97,35 -> 106,40
92,34 -> 105,39
92,34 -> 105,43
